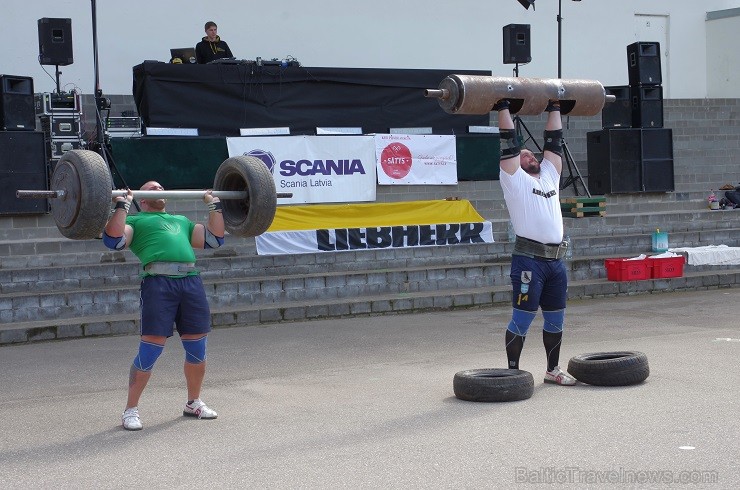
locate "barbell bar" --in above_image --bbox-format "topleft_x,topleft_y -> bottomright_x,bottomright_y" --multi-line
14,149 -> 287,240
17,190 -> 293,200
425,74 -> 616,116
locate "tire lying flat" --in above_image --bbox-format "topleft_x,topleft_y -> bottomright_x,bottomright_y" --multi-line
453,369 -> 534,402
567,351 -> 649,386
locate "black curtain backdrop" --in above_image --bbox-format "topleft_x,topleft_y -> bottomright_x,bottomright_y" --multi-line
132,62 -> 491,136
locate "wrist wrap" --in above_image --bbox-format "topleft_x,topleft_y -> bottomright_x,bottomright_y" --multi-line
493,99 -> 511,112
543,129 -> 563,157
499,129 -> 521,160
207,201 -> 223,213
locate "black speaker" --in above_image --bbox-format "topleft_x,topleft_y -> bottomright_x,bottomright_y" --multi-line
0,75 -> 36,131
0,131 -> 48,214
587,128 -> 673,194
601,86 -> 631,128
641,128 -> 674,192
38,18 -> 73,66
588,129 -> 641,194
503,24 -> 531,64
631,85 -> 663,128
627,42 -> 661,85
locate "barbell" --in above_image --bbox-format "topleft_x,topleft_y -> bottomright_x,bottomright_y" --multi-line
425,74 -> 616,116
18,189 -> 256,200
16,149 -> 290,240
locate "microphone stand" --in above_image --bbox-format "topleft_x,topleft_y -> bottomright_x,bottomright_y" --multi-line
89,0 -> 139,209
556,0 -> 590,197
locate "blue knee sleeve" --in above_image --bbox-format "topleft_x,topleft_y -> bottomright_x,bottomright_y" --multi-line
133,340 -> 164,371
507,308 -> 537,336
182,336 -> 208,364
543,309 -> 565,333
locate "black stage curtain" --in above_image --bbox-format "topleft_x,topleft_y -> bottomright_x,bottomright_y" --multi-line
133,62 -> 491,136
109,137 -> 229,190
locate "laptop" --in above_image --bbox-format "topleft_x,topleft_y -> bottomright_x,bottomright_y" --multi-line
170,47 -> 197,64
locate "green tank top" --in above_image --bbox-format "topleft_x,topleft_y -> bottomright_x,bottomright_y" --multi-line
126,212 -> 197,271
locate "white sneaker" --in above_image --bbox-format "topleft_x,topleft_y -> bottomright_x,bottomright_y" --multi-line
183,399 -> 218,419
545,366 -> 577,386
122,407 -> 143,430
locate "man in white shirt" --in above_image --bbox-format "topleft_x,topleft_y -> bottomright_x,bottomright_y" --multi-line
496,98 -> 576,386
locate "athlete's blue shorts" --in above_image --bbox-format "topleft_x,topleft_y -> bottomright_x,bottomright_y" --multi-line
139,275 -> 211,337
509,254 -> 568,311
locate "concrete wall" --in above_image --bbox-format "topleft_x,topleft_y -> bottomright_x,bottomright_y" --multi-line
706,8 -> 740,97
4,0 -> 740,97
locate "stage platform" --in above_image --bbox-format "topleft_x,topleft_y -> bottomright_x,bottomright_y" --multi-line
133,62 -> 492,136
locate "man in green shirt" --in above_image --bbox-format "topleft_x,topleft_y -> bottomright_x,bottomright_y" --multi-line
103,181 -> 225,430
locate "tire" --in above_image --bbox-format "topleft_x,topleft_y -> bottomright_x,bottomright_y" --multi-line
567,351 -> 649,386
50,150 -> 113,240
213,156 -> 277,238
453,368 -> 534,402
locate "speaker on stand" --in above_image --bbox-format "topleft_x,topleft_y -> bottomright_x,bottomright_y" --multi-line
503,24 -> 531,64
37,18 -> 73,66
38,17 -> 73,93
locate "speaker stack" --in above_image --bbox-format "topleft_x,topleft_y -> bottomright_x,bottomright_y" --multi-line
628,41 -> 663,128
0,74 -> 49,214
589,42 -> 673,194
586,128 -> 673,195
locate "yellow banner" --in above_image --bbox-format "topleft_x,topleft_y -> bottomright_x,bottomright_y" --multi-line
268,199 -> 486,232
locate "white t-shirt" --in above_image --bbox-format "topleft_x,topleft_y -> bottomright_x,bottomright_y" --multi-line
499,159 -> 564,244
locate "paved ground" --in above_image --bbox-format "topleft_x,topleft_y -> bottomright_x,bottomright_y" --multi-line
1,289 -> 737,489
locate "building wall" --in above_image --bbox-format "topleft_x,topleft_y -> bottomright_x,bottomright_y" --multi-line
7,1 -> 739,209
706,8 -> 740,98
4,0 -> 740,97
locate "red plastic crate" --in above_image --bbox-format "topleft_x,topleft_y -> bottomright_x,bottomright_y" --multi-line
649,256 -> 685,278
605,258 -> 652,281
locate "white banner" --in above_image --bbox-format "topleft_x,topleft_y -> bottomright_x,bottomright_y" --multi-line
226,136 -> 377,204
256,222 -> 494,255
374,134 -> 457,185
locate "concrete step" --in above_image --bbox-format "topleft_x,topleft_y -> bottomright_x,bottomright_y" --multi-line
3,268 -> 738,345
1,225 -> 739,295
2,192 -> 737,243
2,193 -> 739,346
1,241 -> 738,325
1,209 -> 739,269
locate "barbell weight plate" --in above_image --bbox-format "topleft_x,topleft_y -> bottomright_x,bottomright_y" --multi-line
213,155 -> 277,238
50,150 -> 113,240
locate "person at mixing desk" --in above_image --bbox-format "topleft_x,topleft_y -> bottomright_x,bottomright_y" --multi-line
195,21 -> 233,64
